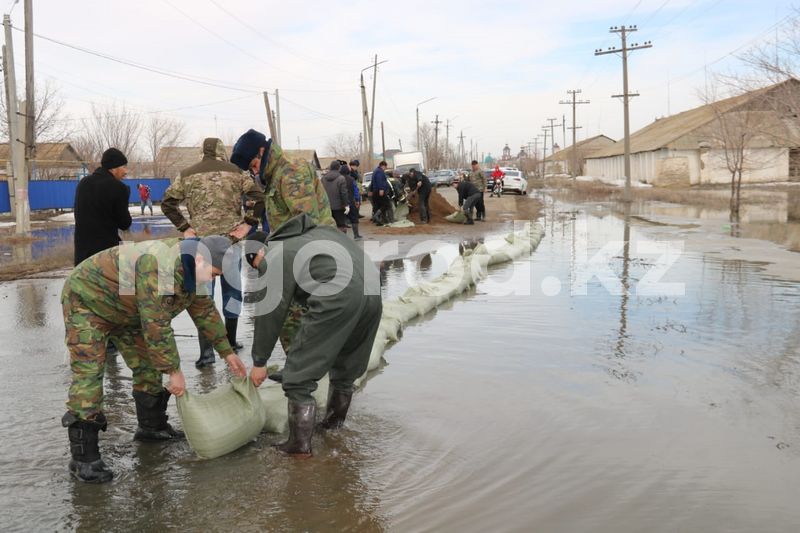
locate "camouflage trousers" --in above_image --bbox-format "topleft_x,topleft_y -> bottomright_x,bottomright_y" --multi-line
279,302 -> 307,354
62,291 -> 163,421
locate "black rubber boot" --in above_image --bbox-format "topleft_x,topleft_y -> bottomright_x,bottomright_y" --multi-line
62,412 -> 114,484
352,223 -> 362,241
195,335 -> 216,369
464,212 -> 475,225
133,390 -> 185,441
225,317 -> 244,352
318,389 -> 353,430
274,401 -> 316,457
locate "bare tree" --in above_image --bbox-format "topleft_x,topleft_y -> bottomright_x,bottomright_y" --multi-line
72,103 -> 142,168
146,115 -> 186,177
325,133 -> 361,162
0,79 -> 74,142
700,83 -> 768,222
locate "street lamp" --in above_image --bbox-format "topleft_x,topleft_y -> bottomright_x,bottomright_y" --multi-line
416,97 -> 437,153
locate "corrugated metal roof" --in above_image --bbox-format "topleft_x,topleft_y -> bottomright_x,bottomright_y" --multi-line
589,79 -> 800,158
546,135 -> 615,161
0,142 -> 83,165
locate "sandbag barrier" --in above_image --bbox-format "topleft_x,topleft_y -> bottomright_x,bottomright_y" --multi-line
177,222 -> 545,459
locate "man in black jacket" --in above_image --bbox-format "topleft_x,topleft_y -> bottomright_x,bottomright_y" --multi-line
407,168 -> 432,223
455,179 -> 482,225
73,148 -> 132,266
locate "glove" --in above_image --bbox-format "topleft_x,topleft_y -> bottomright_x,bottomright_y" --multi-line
344,205 -> 350,216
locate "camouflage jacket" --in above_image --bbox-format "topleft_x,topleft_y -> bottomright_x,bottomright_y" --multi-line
162,138 -> 265,236
61,238 -> 233,373
260,142 -> 334,231
466,169 -> 486,190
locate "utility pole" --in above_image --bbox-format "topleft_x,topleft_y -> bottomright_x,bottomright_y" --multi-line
275,88 -> 282,145
562,114 -> 567,149
359,74 -> 370,169
369,54 -> 378,162
540,129 -> 549,178
458,131 -> 466,168
445,119 -> 451,168
380,121 -> 386,161
3,14 -> 28,234
595,25 -> 652,201
533,138 -> 540,175
546,118 -> 561,153
398,138 -> 403,152
560,89 -> 591,177
431,115 -> 441,169
24,0 -> 34,187
262,91 -> 277,141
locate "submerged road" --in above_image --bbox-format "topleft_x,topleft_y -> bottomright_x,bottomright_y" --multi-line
1,196 -> 799,531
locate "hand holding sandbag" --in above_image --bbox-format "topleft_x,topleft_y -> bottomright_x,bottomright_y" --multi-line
224,354 -> 247,377
166,370 -> 186,397
250,366 -> 268,387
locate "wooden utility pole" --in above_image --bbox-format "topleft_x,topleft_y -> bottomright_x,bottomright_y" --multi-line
458,131 -> 466,168
444,119 -> 451,168
560,89 -> 591,177
262,91 -> 277,141
24,0 -> 34,181
3,14 -> 28,234
369,54 -> 378,161
546,118 -> 561,153
275,88 -> 282,145
380,121 -> 386,161
398,138 -> 403,152
540,129 -> 549,177
359,74 -> 370,169
596,25 -> 652,200
431,115 -> 441,169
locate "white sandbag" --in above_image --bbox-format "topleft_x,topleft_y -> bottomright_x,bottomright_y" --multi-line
177,377 -> 267,459
445,211 -> 465,223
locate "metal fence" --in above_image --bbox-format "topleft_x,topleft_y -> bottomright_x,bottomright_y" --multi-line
0,178 -> 171,213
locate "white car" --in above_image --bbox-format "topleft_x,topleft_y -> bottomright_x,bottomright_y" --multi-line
497,168 -> 528,195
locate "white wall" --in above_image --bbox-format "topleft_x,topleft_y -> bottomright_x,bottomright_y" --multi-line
699,147 -> 789,185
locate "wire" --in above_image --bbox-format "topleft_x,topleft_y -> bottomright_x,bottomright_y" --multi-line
161,0 -> 349,86
15,26 -> 261,93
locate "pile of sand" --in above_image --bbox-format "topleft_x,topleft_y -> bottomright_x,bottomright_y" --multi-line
406,188 -> 458,224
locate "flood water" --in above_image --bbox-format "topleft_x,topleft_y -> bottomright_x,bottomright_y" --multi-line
1,197 -> 800,532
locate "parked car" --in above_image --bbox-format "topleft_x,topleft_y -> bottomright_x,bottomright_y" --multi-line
429,169 -> 457,187
361,171 -> 373,195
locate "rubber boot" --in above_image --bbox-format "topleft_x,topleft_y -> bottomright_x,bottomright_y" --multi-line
274,401 -> 316,457
62,412 -> 114,483
318,389 -> 353,430
225,317 -> 244,352
463,212 -> 475,225
195,334 -> 216,369
352,223 -> 362,241
133,390 -> 185,441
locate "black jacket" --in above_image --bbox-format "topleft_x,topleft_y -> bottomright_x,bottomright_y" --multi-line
457,180 -> 480,206
408,172 -> 431,194
73,168 -> 132,265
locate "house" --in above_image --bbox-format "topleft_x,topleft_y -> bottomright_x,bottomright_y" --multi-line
0,142 -> 86,180
154,146 -> 206,179
545,135 -> 615,175
585,79 -> 800,186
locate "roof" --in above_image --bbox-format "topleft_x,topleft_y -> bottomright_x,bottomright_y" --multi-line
588,79 -> 800,158
546,135 -> 615,161
0,142 -> 84,166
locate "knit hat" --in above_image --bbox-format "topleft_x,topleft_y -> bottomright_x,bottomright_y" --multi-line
329,160 -> 341,171
101,148 -> 128,170
349,159 -> 359,166
230,129 -> 271,171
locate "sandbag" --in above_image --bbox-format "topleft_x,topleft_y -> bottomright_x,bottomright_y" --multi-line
445,211 -> 465,223
177,377 -> 267,459
386,219 -> 415,228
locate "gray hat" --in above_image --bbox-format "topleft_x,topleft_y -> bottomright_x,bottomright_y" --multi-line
180,235 -> 233,270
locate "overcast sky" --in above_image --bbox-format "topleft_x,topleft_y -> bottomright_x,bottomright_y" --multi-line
8,0 -> 798,160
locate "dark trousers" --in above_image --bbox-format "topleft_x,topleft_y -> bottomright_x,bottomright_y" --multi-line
463,192 -> 482,218
282,295 -> 382,402
476,193 -> 485,220
418,188 -> 431,222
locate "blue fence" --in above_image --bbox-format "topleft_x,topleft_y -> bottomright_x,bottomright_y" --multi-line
0,178 -> 171,213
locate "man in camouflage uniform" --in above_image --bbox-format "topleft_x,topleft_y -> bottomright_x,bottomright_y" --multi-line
465,160 -> 487,221
229,129 -> 334,362
61,236 -> 247,483
161,138 -> 264,368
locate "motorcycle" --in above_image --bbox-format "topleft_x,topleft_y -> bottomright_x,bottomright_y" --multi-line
491,178 -> 503,197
